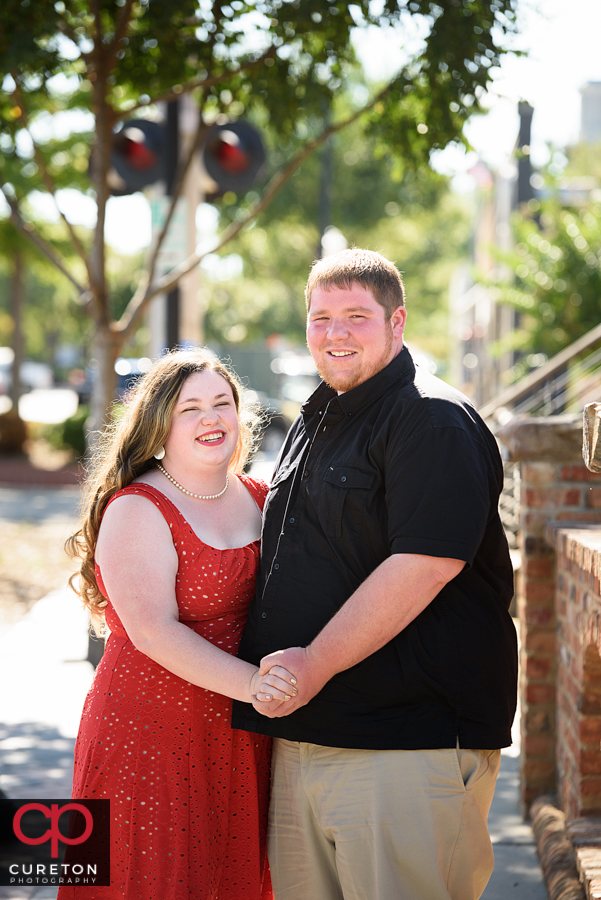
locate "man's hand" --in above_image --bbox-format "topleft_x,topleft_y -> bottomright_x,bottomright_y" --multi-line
250,663 -> 297,703
254,647 -> 332,718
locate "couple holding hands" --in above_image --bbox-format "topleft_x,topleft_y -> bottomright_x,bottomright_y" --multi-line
59,249 -> 517,900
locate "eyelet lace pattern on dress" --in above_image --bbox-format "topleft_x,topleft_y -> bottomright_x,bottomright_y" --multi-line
56,477 -> 272,900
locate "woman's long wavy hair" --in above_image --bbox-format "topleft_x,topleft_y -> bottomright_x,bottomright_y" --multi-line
68,348 -> 261,627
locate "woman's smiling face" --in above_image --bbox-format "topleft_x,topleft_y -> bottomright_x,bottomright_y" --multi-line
163,368 -> 240,471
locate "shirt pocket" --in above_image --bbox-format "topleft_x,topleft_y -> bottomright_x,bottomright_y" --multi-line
322,466 -> 374,538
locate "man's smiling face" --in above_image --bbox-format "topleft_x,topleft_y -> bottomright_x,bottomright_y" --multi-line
306,283 -> 406,393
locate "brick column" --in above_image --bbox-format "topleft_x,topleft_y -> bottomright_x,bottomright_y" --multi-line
519,462 -> 559,809
498,416 -> 601,814
547,525 -> 601,818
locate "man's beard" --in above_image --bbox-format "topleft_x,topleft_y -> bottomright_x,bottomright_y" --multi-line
315,328 -> 394,394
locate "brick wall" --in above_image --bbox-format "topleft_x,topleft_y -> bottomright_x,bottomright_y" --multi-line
519,462 -> 601,810
495,416 -> 601,818
547,525 -> 601,818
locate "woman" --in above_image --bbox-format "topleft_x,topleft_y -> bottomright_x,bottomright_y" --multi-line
57,349 -> 297,900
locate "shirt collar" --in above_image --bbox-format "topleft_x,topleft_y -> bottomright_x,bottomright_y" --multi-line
301,345 -> 416,422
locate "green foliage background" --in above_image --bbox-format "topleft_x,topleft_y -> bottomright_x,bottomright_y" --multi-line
0,0 -> 518,398
203,117 -> 470,367
487,158 -> 601,383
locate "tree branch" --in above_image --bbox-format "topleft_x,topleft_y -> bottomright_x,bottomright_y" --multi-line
12,82 -> 94,287
88,30 -> 117,328
0,183 -> 88,297
117,82 -> 391,339
111,0 -> 136,54
91,0 -> 103,44
114,45 -> 278,121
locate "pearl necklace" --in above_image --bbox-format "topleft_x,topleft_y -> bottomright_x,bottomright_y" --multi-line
156,463 -> 229,500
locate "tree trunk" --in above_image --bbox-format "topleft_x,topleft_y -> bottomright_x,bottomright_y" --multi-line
10,246 -> 24,409
86,325 -> 121,451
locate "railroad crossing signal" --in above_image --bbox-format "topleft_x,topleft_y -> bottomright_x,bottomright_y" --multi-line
108,117 -> 265,197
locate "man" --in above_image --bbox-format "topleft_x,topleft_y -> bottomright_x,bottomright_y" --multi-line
232,249 -> 517,900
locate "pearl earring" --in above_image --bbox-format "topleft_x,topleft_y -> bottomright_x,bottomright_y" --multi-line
154,446 -> 165,460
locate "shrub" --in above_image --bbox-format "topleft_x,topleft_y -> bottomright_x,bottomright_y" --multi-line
0,411 -> 27,454
42,405 -> 88,458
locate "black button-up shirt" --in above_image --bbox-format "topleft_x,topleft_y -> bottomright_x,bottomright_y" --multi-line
232,347 -> 517,750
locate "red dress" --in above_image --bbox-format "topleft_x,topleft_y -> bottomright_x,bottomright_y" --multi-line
57,477 -> 273,900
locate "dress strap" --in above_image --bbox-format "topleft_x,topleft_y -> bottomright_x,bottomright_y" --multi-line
237,475 -> 269,512
105,482 -> 185,531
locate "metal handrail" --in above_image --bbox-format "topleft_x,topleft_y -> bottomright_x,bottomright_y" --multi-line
509,345 -> 601,417
479,320 -> 601,420
485,327 -> 601,553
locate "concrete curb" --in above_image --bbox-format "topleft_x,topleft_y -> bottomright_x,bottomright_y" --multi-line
531,794 -> 586,900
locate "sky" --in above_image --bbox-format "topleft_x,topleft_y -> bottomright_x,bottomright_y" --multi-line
356,0 -> 601,177
24,0 -> 601,254
445,0 -> 601,175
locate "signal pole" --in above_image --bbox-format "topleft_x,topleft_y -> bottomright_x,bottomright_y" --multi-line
178,97 -> 203,349
139,108 -> 264,357
109,107 -> 265,355
147,96 -> 202,356
165,98 -> 180,349
516,101 -> 534,207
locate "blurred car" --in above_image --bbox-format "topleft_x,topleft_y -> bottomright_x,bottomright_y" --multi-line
0,347 -> 53,394
72,356 -> 153,406
242,389 -> 292,460
270,351 -> 319,422
114,357 -> 153,399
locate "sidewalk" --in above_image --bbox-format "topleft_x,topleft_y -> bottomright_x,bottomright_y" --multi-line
0,586 -> 94,899
483,751 -> 548,899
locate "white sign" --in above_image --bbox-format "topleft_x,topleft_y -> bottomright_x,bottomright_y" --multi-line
150,196 -> 189,273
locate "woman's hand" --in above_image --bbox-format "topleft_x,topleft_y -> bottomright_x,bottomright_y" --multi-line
250,664 -> 298,706
253,647 -> 331,718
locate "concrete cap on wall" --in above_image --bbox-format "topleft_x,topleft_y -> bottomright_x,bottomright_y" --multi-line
583,403 -> 601,474
496,415 -> 584,463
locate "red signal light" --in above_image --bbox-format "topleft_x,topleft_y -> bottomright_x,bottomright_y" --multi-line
214,132 -> 251,174
110,119 -> 165,194
121,136 -> 158,171
202,121 -> 265,194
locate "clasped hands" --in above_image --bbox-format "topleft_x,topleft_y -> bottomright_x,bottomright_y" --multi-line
249,646 -> 332,718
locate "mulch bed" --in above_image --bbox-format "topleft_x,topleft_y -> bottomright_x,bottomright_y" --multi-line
0,455 -> 82,486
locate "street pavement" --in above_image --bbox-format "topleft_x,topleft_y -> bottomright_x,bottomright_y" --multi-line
0,486 -> 81,524
0,486 -> 548,899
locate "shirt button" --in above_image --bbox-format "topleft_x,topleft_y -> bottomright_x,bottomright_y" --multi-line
304,471 -> 310,478
274,563 -> 280,570
289,517 -> 295,524
261,612 -> 267,619
341,475 -> 347,483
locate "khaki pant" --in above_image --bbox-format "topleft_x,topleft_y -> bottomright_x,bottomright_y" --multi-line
268,738 -> 501,900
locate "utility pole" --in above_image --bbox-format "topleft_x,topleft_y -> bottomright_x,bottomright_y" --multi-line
516,101 -> 534,207
317,104 -> 333,259
165,99 -> 180,349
